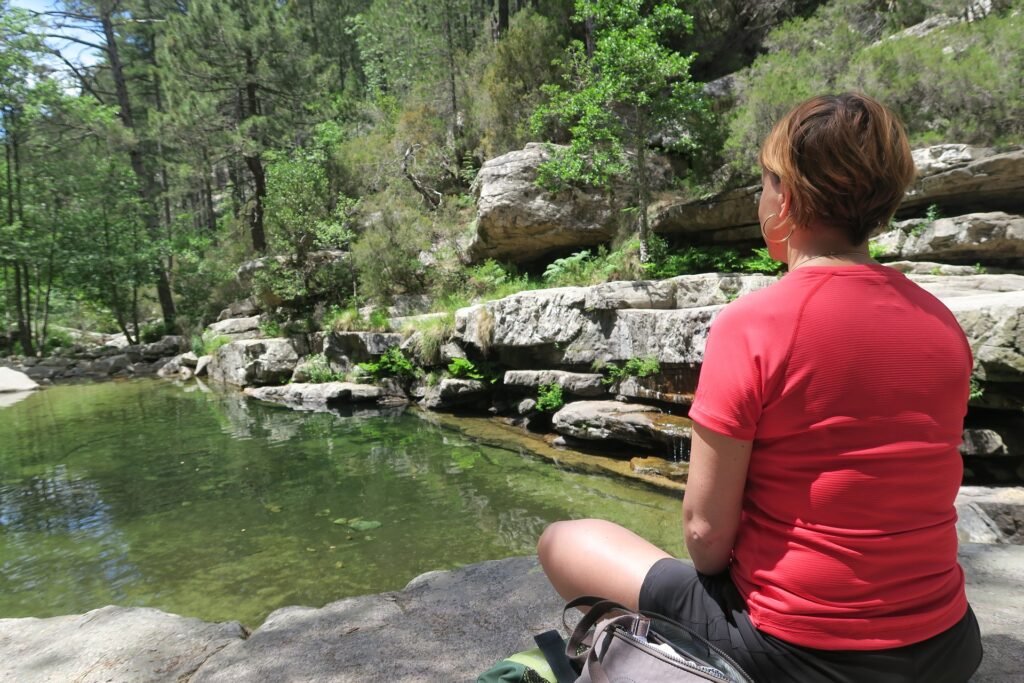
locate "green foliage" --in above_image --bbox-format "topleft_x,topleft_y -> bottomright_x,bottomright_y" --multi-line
140,321 -> 175,344
367,309 -> 391,331
530,0 -> 709,258
969,376 -> 985,401
542,242 -> 644,287
643,236 -> 783,278
910,204 -> 943,236
868,241 -> 889,260
303,353 -> 347,383
536,383 -> 565,412
724,1 -> 1024,178
350,199 -> 430,303
196,334 -> 233,357
447,357 -> 484,381
475,10 -> 566,157
358,346 -> 416,380
600,356 -> 662,385
260,319 -> 283,337
973,262 -> 987,274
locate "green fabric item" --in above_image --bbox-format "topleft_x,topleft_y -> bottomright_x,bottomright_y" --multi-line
477,647 -> 557,683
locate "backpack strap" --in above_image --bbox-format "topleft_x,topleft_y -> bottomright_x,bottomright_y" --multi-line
533,630 -> 577,683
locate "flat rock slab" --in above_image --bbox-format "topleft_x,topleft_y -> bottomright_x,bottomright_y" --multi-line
0,549 -> 1021,682
0,606 -> 246,683
244,382 -> 383,408
191,556 -> 562,683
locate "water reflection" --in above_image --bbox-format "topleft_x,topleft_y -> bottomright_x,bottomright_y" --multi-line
0,380 -> 681,626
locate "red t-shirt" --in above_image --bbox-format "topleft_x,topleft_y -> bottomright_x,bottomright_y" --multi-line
688,264 -> 972,650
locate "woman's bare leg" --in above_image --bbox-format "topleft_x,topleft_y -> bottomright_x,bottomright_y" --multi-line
537,518 -> 673,609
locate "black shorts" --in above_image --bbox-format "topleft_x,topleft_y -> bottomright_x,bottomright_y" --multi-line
639,558 -> 983,683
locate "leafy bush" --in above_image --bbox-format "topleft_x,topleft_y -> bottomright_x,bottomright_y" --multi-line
350,199 -> 430,303
542,242 -> 644,287
447,357 -> 499,384
536,383 -> 565,412
601,357 -> 661,385
303,353 -> 347,384
140,321 -> 174,344
910,204 -> 943,237
359,346 -> 416,380
260,319 -> 283,337
447,357 -> 485,381
404,312 -> 456,366
367,309 -> 391,332
195,334 -> 232,357
723,2 -> 1024,178
969,375 -> 985,401
42,328 -> 75,354
643,236 -> 783,278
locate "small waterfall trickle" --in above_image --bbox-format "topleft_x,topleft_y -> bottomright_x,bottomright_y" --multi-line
669,435 -> 690,463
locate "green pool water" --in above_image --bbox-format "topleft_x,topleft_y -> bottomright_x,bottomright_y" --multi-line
0,379 -> 682,627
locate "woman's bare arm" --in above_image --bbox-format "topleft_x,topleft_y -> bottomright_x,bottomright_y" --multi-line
682,423 -> 753,575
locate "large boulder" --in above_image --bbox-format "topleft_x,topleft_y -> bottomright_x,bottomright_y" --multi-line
903,147 -> 1024,215
552,400 -> 692,453
207,339 -> 299,388
0,367 -> 39,393
467,143 -> 671,264
140,335 -> 185,361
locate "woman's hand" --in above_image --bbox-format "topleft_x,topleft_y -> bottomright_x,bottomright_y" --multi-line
682,423 -> 753,575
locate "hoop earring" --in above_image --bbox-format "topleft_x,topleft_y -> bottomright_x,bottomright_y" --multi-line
761,212 -> 795,244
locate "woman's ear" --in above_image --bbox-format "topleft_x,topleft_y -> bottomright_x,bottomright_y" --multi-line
778,189 -> 791,220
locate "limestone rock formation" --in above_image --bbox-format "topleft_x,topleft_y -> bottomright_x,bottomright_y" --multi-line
503,370 -> 607,397
244,382 -> 382,408
1,551 -> 1022,682
208,339 -> 299,388
466,143 -> 1024,262
874,212 -> 1024,265
467,143 -> 622,263
552,400 -> 692,452
456,273 -> 776,371
323,331 -> 403,369
207,315 -> 262,340
420,378 -> 488,410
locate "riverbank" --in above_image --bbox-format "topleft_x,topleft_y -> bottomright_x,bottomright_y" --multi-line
1,546 -> 1021,682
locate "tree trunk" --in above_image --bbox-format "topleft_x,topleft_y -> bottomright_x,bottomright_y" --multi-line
4,108 -> 35,356
497,0 -> 509,35
242,47 -> 268,253
100,9 -> 176,327
635,108 -> 650,263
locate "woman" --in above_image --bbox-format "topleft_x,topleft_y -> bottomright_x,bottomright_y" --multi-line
537,93 -> 983,682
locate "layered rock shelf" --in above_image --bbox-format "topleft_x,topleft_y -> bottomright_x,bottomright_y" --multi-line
2,547 -> 1022,682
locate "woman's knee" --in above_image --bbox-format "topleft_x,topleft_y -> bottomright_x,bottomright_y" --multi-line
537,518 -> 594,567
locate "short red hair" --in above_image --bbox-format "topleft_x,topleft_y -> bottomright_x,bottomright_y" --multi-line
759,93 -> 916,245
